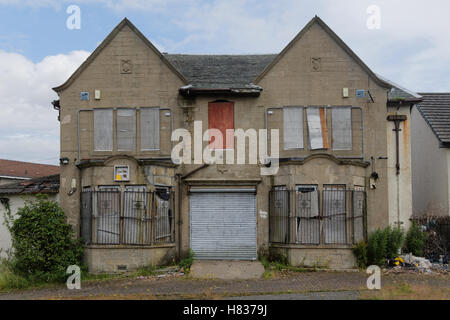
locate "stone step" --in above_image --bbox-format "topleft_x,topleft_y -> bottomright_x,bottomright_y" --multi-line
190,260 -> 265,280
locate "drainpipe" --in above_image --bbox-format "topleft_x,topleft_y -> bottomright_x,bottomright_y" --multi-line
387,115 -> 407,228
176,173 -> 182,260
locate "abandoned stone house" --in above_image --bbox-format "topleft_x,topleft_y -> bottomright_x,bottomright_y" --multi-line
53,16 -> 415,273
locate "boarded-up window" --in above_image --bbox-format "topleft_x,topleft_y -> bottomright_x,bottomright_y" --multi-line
283,107 -> 304,150
140,108 -> 160,151
332,107 -> 352,150
323,185 -> 347,244
296,186 -> 320,244
94,109 -> 113,151
208,102 -> 234,149
117,109 -> 136,151
306,107 -> 329,150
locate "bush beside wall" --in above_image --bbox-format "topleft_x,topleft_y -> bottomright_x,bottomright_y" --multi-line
5,196 -> 84,282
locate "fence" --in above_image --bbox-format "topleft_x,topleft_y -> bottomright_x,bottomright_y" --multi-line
81,189 -> 175,246
411,216 -> 450,259
269,188 -> 367,245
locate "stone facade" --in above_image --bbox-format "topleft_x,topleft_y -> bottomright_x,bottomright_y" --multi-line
54,17 -> 413,272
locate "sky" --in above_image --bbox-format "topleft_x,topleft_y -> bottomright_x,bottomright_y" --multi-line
0,0 -> 450,165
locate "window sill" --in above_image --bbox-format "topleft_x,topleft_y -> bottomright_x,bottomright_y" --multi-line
269,243 -> 354,250
84,243 -> 176,249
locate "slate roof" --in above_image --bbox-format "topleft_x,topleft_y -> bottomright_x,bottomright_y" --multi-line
416,93 -> 450,145
53,17 -> 393,95
0,159 -> 60,179
0,174 -> 60,195
376,74 -> 422,103
165,54 -> 277,89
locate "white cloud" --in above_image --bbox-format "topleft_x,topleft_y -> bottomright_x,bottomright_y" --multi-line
144,0 -> 450,92
0,50 -> 90,164
0,0 -> 179,11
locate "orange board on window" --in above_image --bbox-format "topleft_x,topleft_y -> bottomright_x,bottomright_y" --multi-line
208,101 -> 235,149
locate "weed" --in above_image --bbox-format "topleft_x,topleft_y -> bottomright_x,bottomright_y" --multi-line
178,249 -> 195,273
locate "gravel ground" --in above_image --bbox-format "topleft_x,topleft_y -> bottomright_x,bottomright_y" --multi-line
0,271 -> 448,300
226,291 -> 361,300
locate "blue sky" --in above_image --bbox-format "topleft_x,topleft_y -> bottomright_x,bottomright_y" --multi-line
1,0 -> 450,164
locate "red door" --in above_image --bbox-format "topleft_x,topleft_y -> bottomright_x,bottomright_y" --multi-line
208,102 -> 235,149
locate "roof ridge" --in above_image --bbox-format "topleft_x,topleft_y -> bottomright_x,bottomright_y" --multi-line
166,53 -> 278,56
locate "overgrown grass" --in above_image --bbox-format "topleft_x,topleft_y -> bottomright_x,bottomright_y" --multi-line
0,261 -> 32,290
361,282 -> 450,300
0,260 -> 175,292
260,256 -> 312,277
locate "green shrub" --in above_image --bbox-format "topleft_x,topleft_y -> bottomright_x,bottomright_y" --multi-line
353,240 -> 368,269
404,223 -> 426,256
367,229 -> 389,266
8,196 -> 84,282
365,227 -> 404,266
386,227 -> 405,260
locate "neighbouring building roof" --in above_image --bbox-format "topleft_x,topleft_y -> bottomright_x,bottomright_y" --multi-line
165,54 -> 277,90
376,74 -> 422,103
0,174 -> 60,195
0,159 -> 60,180
416,93 -> 450,146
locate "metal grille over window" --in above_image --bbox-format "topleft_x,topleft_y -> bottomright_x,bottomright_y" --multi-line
296,186 -> 320,244
80,189 -> 175,246
352,190 -> 366,243
269,187 -> 289,243
93,109 -> 113,151
95,187 -> 120,244
332,107 -> 352,150
306,107 -> 329,150
323,186 -> 347,244
123,187 -> 148,245
154,189 -> 173,244
140,108 -> 160,151
283,107 -> 304,150
117,109 -> 136,151
269,187 -> 367,245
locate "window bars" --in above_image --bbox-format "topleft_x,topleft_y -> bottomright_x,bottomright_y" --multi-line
269,188 -> 367,245
81,189 -> 175,246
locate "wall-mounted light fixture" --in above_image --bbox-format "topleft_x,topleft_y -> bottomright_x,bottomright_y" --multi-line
60,157 -> 70,165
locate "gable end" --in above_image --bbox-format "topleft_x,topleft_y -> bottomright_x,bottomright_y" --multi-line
53,18 -> 188,93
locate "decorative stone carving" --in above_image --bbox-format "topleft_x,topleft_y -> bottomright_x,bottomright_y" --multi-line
311,57 -> 321,72
121,59 -> 133,74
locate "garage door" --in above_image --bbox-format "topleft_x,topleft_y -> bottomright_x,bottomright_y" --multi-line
190,190 -> 257,260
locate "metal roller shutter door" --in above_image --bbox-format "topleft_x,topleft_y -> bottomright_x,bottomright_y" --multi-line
190,192 -> 257,260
